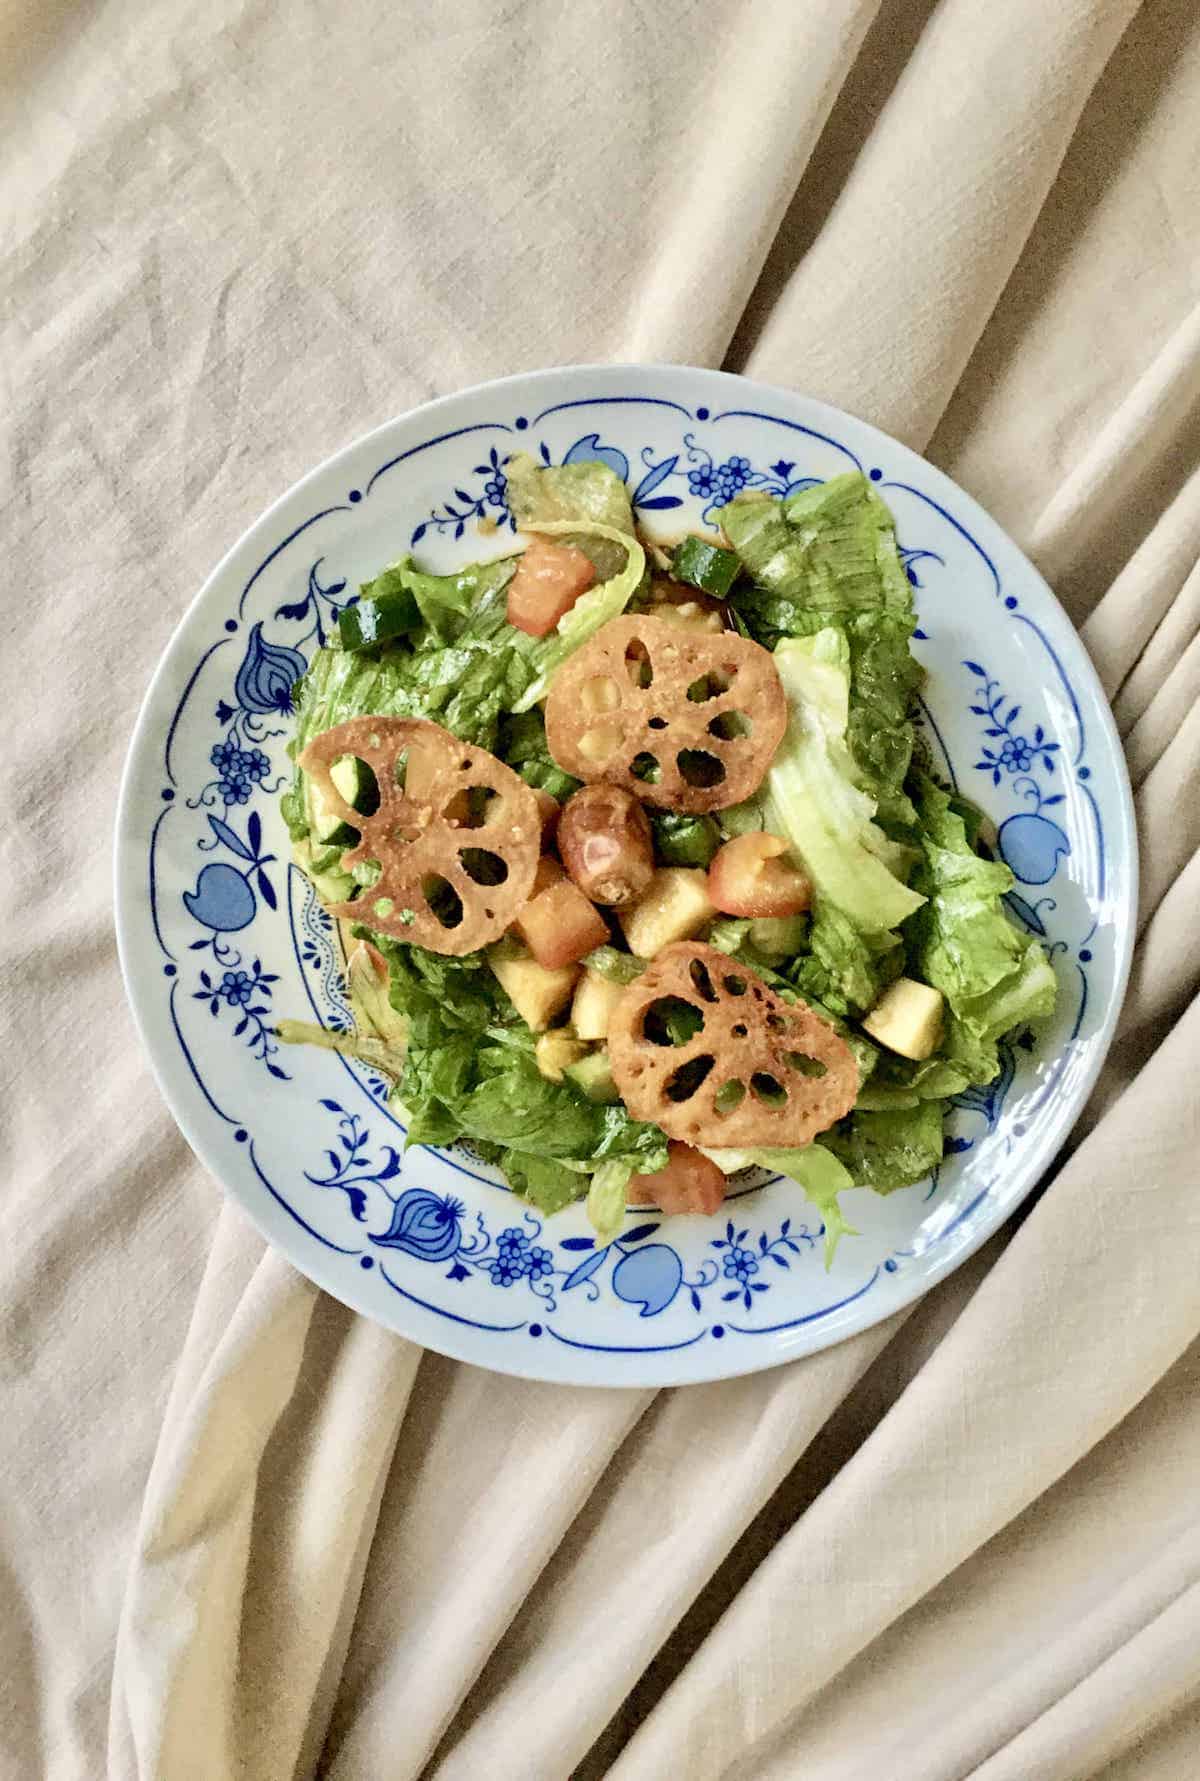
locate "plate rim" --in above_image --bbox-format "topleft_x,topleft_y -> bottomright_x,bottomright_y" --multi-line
114,362 -> 1138,1386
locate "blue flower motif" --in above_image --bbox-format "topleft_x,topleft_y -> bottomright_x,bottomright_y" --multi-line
714,455 -> 751,498
216,746 -> 271,805
219,969 -> 254,1007
721,1245 -> 759,1284
483,472 -> 507,507
686,463 -> 718,498
218,771 -> 253,805
999,736 -> 1033,772
489,1254 -> 527,1287
234,622 -> 307,715
525,1246 -> 553,1282
497,1225 -> 529,1253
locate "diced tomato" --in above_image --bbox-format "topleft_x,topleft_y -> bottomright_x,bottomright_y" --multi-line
707,833 -> 811,918
631,1142 -> 727,1216
513,860 -> 610,969
507,535 -> 597,637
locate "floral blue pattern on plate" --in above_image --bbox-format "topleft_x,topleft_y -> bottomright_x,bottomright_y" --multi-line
115,365 -> 1136,1386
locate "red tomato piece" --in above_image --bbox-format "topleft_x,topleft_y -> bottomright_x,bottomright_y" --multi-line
631,1142 -> 727,1216
507,535 -> 597,637
707,833 -> 811,917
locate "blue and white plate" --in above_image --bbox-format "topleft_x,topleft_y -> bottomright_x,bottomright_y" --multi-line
114,366 -> 1136,1386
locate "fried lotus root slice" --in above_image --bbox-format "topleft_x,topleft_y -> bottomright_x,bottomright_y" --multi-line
608,942 -> 858,1147
544,615 -> 787,812
298,716 -> 540,954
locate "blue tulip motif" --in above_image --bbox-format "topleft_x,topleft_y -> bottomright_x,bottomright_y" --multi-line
234,622 -> 307,715
611,1243 -> 684,1317
564,432 -> 630,483
998,813 -> 1070,885
371,1189 -> 465,1262
183,861 -> 257,932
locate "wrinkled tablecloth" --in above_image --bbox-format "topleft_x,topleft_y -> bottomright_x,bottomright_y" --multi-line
4,2 -> 1200,1776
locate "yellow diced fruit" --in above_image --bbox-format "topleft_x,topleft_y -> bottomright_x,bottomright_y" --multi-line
646,601 -> 724,634
489,948 -> 581,1032
862,977 -> 945,1061
571,969 -> 626,1042
619,867 -> 715,958
535,1029 -> 589,1083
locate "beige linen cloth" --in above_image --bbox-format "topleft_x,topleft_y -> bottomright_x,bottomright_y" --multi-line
4,1 -> 1200,1776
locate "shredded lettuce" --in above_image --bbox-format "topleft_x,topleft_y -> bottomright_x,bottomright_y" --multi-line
757,630 -> 925,933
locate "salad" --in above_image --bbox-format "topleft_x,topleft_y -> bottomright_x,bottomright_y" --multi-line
278,456 -> 1057,1260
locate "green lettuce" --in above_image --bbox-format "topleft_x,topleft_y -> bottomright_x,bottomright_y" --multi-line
505,452 -> 635,579
788,898 -> 903,1018
495,708 -> 581,802
907,772 -> 1057,1085
383,555 -> 517,644
720,475 -> 922,827
756,629 -> 925,933
825,1103 -> 944,1193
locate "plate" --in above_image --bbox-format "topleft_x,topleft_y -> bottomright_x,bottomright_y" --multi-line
114,365 -> 1136,1386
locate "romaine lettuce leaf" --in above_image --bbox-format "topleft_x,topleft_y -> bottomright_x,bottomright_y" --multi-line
720,475 -> 923,827
907,771 -> 1057,1085
503,1152 -> 589,1216
496,707 -> 581,802
505,452 -> 634,580
758,630 -> 926,933
825,1102 -> 945,1193
720,473 -> 913,612
788,898 -> 903,1017
383,556 -> 517,644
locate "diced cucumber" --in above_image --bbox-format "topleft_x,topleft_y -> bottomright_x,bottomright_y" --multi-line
308,754 -> 371,845
338,586 -> 421,650
671,534 -> 741,598
564,1049 -> 620,1103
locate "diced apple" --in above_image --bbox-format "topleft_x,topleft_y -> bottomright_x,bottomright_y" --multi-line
862,977 -> 945,1061
489,947 -> 580,1031
645,600 -> 724,634
619,867 -> 715,958
515,875 -> 610,969
535,1029 -> 589,1083
571,969 -> 626,1041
